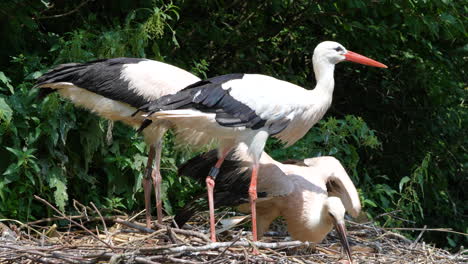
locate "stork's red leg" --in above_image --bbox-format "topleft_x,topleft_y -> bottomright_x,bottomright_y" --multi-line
143,146 -> 156,228
248,163 -> 259,254
206,150 -> 230,242
206,175 -> 216,242
151,140 -> 164,224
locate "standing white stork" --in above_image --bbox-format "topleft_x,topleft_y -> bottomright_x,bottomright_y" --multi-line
35,58 -> 201,227
138,41 -> 386,243
175,148 -> 361,263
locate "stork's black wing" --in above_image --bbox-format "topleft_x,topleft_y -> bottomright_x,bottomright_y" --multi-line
138,73 -> 272,131
36,58 -> 150,108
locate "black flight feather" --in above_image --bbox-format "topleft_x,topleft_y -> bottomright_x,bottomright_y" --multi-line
35,58 -> 151,108
137,73 -> 275,132
174,149 -> 267,227
137,119 -> 153,133
37,88 -> 56,99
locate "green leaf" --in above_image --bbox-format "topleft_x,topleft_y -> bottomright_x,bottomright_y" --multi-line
25,71 -> 43,80
363,198 -> 377,208
171,32 -> 179,47
47,168 -> 68,212
5,147 -> 23,158
53,180 -> 68,212
0,72 -> 14,94
399,176 -> 411,192
440,13 -> 456,25
446,236 -> 456,248
0,180 -> 7,201
0,98 -> 13,124
3,163 -> 20,176
25,170 -> 36,185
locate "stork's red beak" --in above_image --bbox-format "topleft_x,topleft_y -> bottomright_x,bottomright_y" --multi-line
334,222 -> 353,264
345,51 -> 387,68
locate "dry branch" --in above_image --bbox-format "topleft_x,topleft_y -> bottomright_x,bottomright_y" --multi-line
115,218 -> 211,243
33,195 -> 114,249
144,241 -> 311,254
26,215 -> 127,226
37,0 -> 93,19
384,227 -> 468,236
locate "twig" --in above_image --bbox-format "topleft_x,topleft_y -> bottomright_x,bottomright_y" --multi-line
411,225 -> 427,248
27,215 -> 126,226
208,232 -> 243,263
34,195 -> 114,250
115,218 -> 155,233
128,209 -> 146,222
373,230 -> 412,244
165,256 -> 203,263
384,227 -> 467,236
90,202 -> 108,236
144,241 -> 311,254
360,210 -> 402,225
115,219 -> 211,243
118,229 -> 165,247
135,256 -> 161,264
153,222 -> 211,243
73,199 -> 90,221
0,218 -> 43,237
37,0 -> 93,19
166,226 -> 179,244
242,246 -> 249,263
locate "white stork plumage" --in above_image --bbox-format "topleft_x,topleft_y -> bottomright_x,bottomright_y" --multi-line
138,41 -> 386,243
35,58 -> 201,227
175,148 -> 361,263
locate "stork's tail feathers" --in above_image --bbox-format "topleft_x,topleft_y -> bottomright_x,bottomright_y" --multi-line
174,149 -> 267,226
34,62 -> 87,99
178,149 -> 220,183
34,62 -> 97,101
173,194 -> 206,228
34,62 -> 91,88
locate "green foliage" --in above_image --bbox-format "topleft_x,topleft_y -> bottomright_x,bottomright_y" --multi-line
0,0 -> 466,249
0,71 -> 15,94
267,115 -> 381,181
398,153 -> 431,220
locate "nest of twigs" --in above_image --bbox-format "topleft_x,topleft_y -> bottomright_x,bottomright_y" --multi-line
0,196 -> 466,264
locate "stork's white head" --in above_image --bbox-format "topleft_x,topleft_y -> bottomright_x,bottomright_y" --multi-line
325,196 -> 353,263
313,41 -> 387,68
313,41 -> 348,65
325,196 -> 346,224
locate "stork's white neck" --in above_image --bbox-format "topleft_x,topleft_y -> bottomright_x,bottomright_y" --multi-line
312,57 -> 336,97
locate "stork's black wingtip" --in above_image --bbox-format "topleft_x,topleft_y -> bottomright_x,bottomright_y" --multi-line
137,119 -> 153,133
131,110 -> 139,117
36,87 -> 56,99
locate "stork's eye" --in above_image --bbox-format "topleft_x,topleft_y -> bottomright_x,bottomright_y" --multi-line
334,47 -> 344,52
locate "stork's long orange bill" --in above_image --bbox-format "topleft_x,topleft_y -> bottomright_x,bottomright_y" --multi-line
345,51 -> 387,68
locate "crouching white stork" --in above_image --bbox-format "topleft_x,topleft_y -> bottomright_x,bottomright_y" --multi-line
35,58 -> 201,227
175,148 -> 361,263
138,41 -> 386,243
